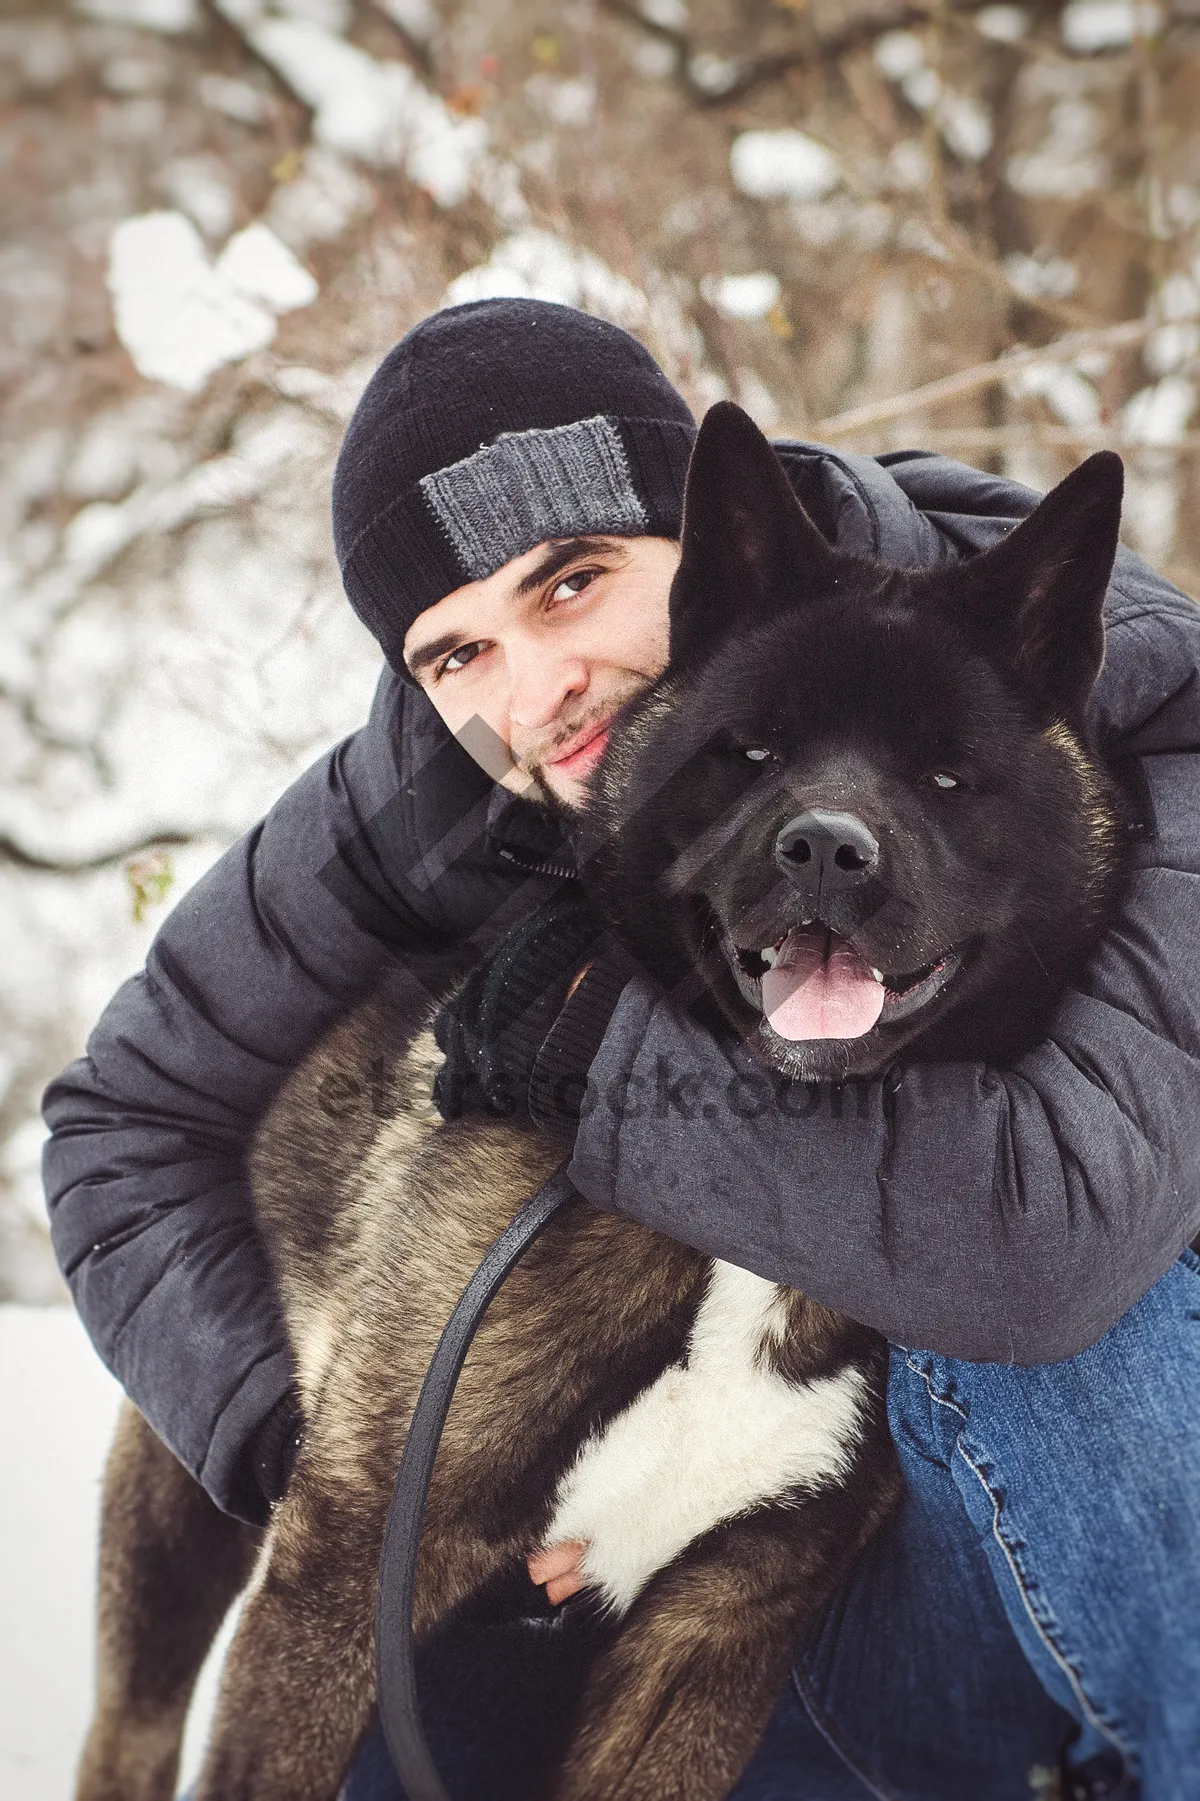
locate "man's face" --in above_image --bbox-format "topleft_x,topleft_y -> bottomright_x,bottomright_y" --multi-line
402,534 -> 679,811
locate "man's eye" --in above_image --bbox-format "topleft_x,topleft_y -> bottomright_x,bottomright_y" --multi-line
550,568 -> 599,603
438,641 -> 484,678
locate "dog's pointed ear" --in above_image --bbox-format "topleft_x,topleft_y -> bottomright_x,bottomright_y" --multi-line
669,401 -> 837,667
950,451 -> 1124,723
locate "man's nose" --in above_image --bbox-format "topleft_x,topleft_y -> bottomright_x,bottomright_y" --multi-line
507,649 -> 590,731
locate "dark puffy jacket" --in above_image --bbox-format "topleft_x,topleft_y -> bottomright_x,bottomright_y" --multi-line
43,443 -> 1200,1522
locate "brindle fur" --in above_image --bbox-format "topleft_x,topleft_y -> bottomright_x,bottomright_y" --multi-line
80,990 -> 899,1801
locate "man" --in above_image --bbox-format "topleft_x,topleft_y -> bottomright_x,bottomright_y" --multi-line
44,299 -> 1200,1799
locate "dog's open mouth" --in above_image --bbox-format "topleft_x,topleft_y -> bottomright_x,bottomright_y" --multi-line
723,923 -> 966,1041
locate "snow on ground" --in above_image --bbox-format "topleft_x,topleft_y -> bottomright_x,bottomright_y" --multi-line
0,1305 -> 235,1800
1,1305 -> 121,1800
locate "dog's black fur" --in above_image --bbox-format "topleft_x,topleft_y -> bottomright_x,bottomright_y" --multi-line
78,405 -> 1132,1801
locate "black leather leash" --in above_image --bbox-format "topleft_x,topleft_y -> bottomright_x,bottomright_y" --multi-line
375,1163 -> 576,1801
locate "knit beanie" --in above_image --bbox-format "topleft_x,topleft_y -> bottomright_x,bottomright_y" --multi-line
332,298 -> 697,677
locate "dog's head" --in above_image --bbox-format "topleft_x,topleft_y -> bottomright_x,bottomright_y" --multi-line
588,402 -> 1131,1081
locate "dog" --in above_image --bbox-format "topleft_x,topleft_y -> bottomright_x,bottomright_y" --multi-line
77,403 -> 1134,1801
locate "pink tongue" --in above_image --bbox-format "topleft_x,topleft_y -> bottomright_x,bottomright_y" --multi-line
761,928 -> 885,1040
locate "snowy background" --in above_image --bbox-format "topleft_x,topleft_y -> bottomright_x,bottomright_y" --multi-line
0,1307 -> 237,1800
4,0 -> 1200,1792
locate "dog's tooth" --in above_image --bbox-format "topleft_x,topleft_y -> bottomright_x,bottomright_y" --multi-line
869,966 -> 883,983
761,945 -> 778,968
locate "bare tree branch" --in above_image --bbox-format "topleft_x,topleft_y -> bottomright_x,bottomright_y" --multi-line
599,0 -> 1056,109
0,830 -> 205,875
817,317 -> 1159,438
834,426 -> 1200,454
366,0 -> 439,80
0,683 -> 114,783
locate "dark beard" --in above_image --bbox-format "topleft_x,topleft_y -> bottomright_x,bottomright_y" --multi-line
528,767 -> 587,822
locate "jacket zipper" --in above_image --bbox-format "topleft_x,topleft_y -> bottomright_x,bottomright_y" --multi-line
493,842 -> 577,881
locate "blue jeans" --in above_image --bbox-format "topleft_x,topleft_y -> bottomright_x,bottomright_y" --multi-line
331,1249 -> 1200,1799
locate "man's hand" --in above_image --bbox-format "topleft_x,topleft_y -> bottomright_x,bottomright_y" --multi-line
432,891 -> 637,1134
528,1539 -> 590,1605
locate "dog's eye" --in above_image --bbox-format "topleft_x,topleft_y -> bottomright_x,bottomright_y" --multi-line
714,733 -> 777,766
926,771 -> 960,790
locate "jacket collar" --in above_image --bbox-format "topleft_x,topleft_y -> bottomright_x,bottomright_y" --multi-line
484,781 -> 577,876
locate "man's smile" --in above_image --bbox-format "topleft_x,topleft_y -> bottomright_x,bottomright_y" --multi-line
545,723 -> 610,782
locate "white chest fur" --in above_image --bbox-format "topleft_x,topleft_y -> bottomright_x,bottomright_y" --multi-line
543,1261 -> 866,1616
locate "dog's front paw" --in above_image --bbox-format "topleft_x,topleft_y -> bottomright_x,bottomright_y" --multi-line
543,1263 -> 870,1616
542,1364 -> 696,1615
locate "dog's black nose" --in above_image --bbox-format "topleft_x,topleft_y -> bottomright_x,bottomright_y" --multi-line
775,810 -> 879,897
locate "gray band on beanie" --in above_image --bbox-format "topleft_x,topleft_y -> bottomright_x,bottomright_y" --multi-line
419,415 -> 649,582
